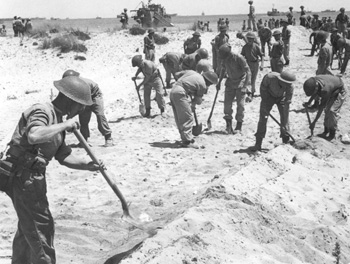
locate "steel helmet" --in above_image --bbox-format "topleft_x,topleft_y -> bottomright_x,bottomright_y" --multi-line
277,71 -> 296,84
272,30 -> 281,36
340,7 -> 345,12
53,76 -> 93,105
193,31 -> 201,37
300,5 -> 304,9
62,69 -> 80,78
148,28 -> 155,34
236,32 -> 243,38
246,32 -> 256,39
202,71 -> 218,85
337,38 -> 346,48
248,1 -> 253,4
196,48 -> 209,59
218,43 -> 231,59
317,31 -> 329,42
219,25 -> 227,31
303,77 -> 317,96
289,6 -> 293,10
132,55 -> 143,67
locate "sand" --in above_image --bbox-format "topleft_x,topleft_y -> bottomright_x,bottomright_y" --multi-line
0,26 -> 350,264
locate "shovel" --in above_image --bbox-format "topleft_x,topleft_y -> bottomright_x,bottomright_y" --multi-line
157,69 -> 168,96
133,79 -> 146,116
207,89 -> 219,130
190,95 -> 202,136
267,112 -> 296,143
73,129 -> 159,235
305,106 -> 314,137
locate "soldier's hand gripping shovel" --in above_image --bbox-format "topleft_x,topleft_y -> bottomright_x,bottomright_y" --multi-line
157,69 -> 168,96
267,111 -> 296,143
190,95 -> 202,136
133,79 -> 146,116
73,129 -> 160,235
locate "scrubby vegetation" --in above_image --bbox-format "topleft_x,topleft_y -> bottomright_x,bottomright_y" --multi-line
40,33 -> 87,53
129,25 -> 146,35
153,33 -> 169,45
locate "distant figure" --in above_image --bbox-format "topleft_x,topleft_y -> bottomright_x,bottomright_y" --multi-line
225,18 -> 229,30
335,8 -> 349,38
275,19 -> 280,28
12,16 -> 18,37
270,30 -> 284,73
257,24 -> 272,56
247,0 -> 257,31
183,31 -> 202,55
337,38 -> 350,74
316,31 -> 333,75
311,14 -> 322,31
120,8 -> 128,29
287,7 -> 294,25
0,25 -> 6,36
25,19 -> 33,36
309,30 -> 323,56
330,28 -> 342,68
212,25 -> 229,74
144,28 -> 156,62
242,20 -> 246,31
281,19 -> 291,66
300,6 -> 306,27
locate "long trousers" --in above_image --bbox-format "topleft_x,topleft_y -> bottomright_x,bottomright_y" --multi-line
224,81 -> 246,122
144,76 -> 166,110
324,86 -> 347,130
283,42 -> 290,62
79,96 -> 112,140
340,54 -> 349,74
9,169 -> 56,264
255,88 -> 290,139
247,61 -> 259,94
170,85 -> 193,142
261,39 -> 271,56
145,49 -> 155,62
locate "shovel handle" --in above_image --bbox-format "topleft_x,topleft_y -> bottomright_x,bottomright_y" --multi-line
73,129 -> 131,216
207,88 -> 219,123
157,69 -> 168,96
133,80 -> 143,103
305,106 -> 314,136
267,112 -> 295,143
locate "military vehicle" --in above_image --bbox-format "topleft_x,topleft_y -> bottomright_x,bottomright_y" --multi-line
131,0 -> 176,28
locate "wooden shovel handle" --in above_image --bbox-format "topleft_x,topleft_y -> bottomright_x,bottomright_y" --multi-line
133,80 -> 143,103
73,129 -> 131,216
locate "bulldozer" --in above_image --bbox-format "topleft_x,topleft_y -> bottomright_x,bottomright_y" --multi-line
131,0 -> 176,28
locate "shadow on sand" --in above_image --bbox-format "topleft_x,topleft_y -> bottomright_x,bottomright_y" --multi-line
149,141 -> 181,149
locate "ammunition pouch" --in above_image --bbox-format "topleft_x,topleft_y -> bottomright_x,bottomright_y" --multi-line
17,152 -> 48,173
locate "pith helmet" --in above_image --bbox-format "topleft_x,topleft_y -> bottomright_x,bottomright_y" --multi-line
196,48 -> 209,59
303,77 -> 317,96
272,30 -> 281,36
53,76 -> 93,105
202,71 -> 218,85
277,71 -> 296,84
193,31 -> 201,37
62,69 -> 80,79
246,32 -> 256,39
148,28 -> 155,34
132,55 -> 143,67
218,43 -> 231,59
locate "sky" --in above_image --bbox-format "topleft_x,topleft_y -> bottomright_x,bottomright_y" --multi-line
1,0 -> 349,19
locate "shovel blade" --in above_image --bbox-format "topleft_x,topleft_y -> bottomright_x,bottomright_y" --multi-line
192,123 -> 203,136
139,104 -> 146,116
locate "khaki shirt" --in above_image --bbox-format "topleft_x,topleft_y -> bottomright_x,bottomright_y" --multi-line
8,103 -> 71,163
241,42 -> 264,62
314,75 -> 344,104
184,37 -> 201,52
175,70 -> 207,104
80,77 -> 102,100
222,52 -> 251,89
260,72 -> 294,102
318,43 -> 332,68
270,40 -> 284,58
282,27 -> 291,43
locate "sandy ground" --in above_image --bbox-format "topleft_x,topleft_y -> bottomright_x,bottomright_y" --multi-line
1,26 -> 350,264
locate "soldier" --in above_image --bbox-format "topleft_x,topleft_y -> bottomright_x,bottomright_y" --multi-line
159,52 -> 185,88
183,31 -> 202,55
236,31 -> 260,45
303,75 -> 347,140
281,19 -> 291,66
131,55 -> 166,117
181,48 -> 209,71
120,8 -> 128,29
257,24 -> 272,56
249,71 -> 296,151
247,0 -> 257,31
311,14 -> 322,30
335,8 -> 349,38
287,7 -> 294,25
270,30 -> 284,73
309,30 -> 324,56
316,31 -> 333,75
218,43 -> 252,134
62,70 -> 114,147
330,28 -> 342,68
2,76 -> 101,263
144,28 -> 156,62
211,25 -> 230,74
241,32 -> 264,97
337,38 -> 350,74
170,71 -> 218,148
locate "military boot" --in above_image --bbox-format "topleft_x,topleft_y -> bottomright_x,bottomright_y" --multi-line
225,119 -> 233,134
249,137 -> 263,152
317,127 -> 329,139
144,108 -> 151,118
232,122 -> 242,134
327,129 -> 336,141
